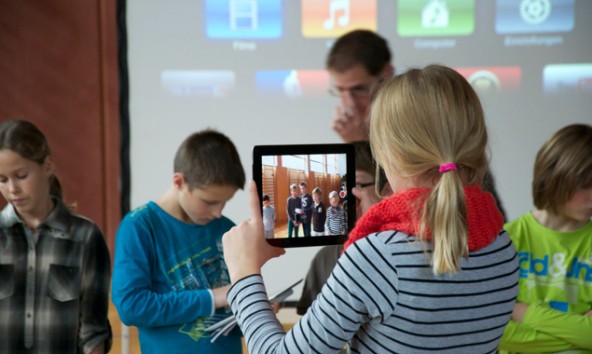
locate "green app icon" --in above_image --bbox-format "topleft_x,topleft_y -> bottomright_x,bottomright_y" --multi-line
398,0 -> 475,37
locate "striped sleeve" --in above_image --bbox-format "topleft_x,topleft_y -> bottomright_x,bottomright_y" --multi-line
229,230 -> 519,353
228,235 -> 400,354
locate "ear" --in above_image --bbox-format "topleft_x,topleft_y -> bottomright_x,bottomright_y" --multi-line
172,172 -> 186,190
43,156 -> 55,177
381,64 -> 394,80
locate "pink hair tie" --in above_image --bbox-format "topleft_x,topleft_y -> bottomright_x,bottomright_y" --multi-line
439,162 -> 457,173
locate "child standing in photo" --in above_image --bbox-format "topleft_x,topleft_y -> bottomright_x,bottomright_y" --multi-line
111,129 -> 245,354
286,183 -> 301,238
499,124 -> 592,353
0,120 -> 112,353
325,190 -> 346,235
262,194 -> 275,238
311,187 -> 326,236
299,182 -> 314,237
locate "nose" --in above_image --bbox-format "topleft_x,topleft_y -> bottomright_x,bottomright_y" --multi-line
7,179 -> 21,194
211,204 -> 224,219
340,90 -> 355,107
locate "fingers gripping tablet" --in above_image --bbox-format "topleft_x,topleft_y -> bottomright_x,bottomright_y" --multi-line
253,144 -> 356,248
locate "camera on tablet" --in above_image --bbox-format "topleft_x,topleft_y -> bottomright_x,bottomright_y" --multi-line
253,144 -> 356,248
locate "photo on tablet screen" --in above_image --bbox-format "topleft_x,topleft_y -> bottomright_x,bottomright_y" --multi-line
253,144 -> 356,248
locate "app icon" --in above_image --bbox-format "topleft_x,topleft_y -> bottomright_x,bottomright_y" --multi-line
302,0 -> 377,38
206,0 -> 282,39
256,70 -> 330,98
544,64 -> 592,94
454,66 -> 522,95
161,70 -> 235,98
495,0 -> 575,34
397,0 -> 475,37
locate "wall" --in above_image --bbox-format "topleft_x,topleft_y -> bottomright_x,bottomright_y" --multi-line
0,1 -> 121,255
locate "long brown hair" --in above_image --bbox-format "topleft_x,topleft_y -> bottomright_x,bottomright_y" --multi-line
0,120 -> 63,200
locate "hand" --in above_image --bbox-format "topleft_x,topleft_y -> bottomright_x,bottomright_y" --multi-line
223,181 -> 285,283
511,302 -> 529,322
331,102 -> 369,143
586,310 -> 592,317
212,284 -> 232,308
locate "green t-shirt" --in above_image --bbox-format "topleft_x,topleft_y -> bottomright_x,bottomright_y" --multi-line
499,212 -> 592,354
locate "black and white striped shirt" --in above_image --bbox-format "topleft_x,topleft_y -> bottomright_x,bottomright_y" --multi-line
326,206 -> 346,235
229,230 -> 519,353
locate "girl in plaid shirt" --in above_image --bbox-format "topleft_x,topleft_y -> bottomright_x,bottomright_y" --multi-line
0,120 -> 112,354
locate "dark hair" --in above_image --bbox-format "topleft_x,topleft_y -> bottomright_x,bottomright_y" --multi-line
353,141 -> 387,192
533,124 -> 592,215
299,181 -> 308,188
173,129 -> 245,190
326,30 -> 392,76
0,120 -> 63,199
262,194 -> 270,202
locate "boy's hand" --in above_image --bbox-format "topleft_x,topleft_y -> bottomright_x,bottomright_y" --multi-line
511,302 -> 528,322
223,181 -> 285,283
212,284 -> 231,308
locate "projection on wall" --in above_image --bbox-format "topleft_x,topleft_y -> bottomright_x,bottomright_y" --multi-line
157,0 -> 590,99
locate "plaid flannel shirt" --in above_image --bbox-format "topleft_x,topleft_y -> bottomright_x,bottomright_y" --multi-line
0,199 -> 112,354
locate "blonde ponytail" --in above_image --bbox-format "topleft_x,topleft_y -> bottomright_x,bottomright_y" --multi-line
421,168 -> 468,274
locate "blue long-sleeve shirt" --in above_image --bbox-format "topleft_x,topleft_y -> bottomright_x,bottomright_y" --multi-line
111,201 -> 241,354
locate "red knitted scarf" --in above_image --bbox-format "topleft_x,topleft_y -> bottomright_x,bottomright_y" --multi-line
344,185 -> 503,251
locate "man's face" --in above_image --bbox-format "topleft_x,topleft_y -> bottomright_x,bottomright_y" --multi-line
329,64 -> 379,118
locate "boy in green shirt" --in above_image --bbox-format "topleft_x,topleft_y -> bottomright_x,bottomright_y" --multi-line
500,124 -> 592,353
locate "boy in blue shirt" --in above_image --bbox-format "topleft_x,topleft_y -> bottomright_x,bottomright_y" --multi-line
111,130 -> 245,354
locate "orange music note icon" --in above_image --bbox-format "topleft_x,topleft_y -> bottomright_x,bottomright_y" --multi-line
323,0 -> 350,29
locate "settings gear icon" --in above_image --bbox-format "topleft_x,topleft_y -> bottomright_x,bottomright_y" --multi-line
520,0 -> 552,25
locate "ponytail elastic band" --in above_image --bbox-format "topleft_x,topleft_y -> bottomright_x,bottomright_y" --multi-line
439,163 -> 457,173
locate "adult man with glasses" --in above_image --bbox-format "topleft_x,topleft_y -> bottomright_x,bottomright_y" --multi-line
327,30 -> 394,143
325,29 -> 507,221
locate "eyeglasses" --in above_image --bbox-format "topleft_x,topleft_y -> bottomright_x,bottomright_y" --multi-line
328,85 -> 373,99
355,181 -> 375,189
328,77 -> 385,99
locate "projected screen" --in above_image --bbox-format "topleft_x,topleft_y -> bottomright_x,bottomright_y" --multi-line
152,0 -> 590,99
127,0 -> 591,298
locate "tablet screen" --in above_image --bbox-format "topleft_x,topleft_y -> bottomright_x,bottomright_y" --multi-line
253,144 -> 355,248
